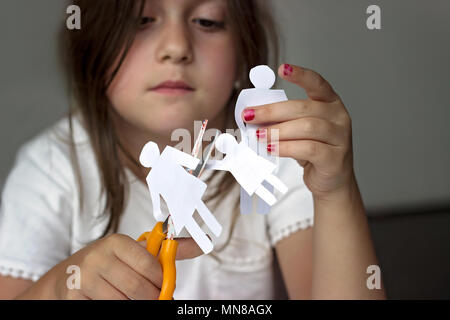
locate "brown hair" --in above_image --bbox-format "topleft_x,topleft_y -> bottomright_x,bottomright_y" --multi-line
59,0 -> 279,245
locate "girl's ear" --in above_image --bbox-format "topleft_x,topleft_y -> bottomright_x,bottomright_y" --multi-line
215,133 -> 237,154
139,142 -> 160,168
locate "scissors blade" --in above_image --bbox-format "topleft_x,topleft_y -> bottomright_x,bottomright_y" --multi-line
193,130 -> 220,177
162,216 -> 169,234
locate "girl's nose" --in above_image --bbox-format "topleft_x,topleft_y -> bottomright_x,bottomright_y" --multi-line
156,21 -> 193,64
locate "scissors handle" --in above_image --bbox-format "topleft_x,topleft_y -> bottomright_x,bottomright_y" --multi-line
158,239 -> 178,300
137,222 -> 177,300
137,221 -> 166,256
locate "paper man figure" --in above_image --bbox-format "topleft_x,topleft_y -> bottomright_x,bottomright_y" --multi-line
234,65 -> 288,214
206,133 -> 288,207
139,142 -> 223,254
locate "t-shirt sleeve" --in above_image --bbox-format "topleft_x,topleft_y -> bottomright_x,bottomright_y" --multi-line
266,157 -> 314,246
0,132 -> 74,281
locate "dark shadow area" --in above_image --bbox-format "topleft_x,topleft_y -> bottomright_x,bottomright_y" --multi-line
368,204 -> 450,299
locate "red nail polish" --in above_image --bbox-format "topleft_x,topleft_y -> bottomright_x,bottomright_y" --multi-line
243,109 -> 255,121
256,129 -> 266,139
284,64 -> 293,76
267,143 -> 276,153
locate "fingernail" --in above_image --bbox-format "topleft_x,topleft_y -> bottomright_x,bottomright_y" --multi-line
267,143 -> 276,153
283,64 -> 293,76
243,109 -> 255,121
256,128 -> 266,139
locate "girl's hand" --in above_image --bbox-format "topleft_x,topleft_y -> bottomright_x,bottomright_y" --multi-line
242,63 -> 354,201
18,233 -> 202,300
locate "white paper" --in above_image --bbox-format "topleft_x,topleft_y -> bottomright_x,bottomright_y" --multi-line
206,133 -> 287,206
234,65 -> 289,214
139,142 -> 222,254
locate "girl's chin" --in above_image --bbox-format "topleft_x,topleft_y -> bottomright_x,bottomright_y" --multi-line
142,116 -> 197,136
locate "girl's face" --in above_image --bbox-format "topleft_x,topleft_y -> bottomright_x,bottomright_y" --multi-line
107,0 -> 237,137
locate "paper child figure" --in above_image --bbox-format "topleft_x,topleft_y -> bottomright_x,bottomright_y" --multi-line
234,65 -> 288,214
206,133 -> 288,207
139,142 -> 223,254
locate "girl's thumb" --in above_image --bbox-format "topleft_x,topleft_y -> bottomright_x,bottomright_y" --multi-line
175,237 -> 206,260
138,236 -> 207,260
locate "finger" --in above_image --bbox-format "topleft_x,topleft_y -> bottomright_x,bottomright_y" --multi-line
242,99 -> 339,125
83,275 -> 129,300
138,240 -> 147,248
139,233 -> 203,260
258,118 -> 344,146
278,64 -> 339,103
267,140 -> 340,171
298,160 -> 308,167
76,293 -> 91,300
175,237 -> 205,260
140,236 -> 203,260
103,255 -> 160,300
65,289 -> 92,300
109,234 -> 163,288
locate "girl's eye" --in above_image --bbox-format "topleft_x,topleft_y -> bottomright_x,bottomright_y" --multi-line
192,18 -> 225,30
140,17 -> 155,28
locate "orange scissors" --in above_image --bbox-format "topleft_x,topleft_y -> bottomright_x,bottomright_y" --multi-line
137,217 -> 177,300
137,121 -> 219,300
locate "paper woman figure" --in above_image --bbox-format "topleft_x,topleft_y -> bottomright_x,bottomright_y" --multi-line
234,65 -> 288,214
139,142 -> 222,254
205,133 -> 288,207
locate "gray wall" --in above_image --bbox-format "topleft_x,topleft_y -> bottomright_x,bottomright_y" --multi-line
0,0 -> 68,188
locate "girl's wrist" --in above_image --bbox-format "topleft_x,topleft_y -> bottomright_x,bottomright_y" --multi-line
15,264 -> 62,300
312,171 -> 362,211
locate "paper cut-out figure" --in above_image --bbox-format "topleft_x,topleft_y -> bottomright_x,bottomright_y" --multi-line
206,134 -> 288,207
139,142 -> 222,254
234,65 -> 288,214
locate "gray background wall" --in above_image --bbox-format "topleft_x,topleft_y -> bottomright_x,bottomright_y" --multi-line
0,1 -> 449,298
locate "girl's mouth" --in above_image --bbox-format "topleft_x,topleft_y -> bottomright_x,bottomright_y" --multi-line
150,80 -> 195,96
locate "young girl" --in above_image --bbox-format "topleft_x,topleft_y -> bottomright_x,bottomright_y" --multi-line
0,0 -> 385,299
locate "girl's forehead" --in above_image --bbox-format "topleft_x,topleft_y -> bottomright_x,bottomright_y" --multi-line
143,0 -> 227,12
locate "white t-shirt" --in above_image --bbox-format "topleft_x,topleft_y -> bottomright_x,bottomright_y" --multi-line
0,116 -> 314,299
